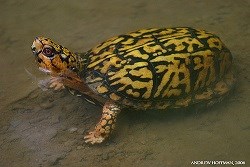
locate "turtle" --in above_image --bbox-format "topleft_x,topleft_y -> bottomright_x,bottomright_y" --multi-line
31,27 -> 235,144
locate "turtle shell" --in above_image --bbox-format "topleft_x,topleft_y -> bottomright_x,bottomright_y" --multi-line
81,27 -> 235,109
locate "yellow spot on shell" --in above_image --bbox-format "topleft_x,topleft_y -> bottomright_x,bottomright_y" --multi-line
119,38 -> 153,52
143,44 -> 164,54
129,67 -> 152,78
109,93 -> 121,101
162,37 -> 203,52
100,56 -> 122,73
125,50 -> 149,60
97,85 -> 109,94
122,38 -> 134,45
207,37 -> 222,49
126,89 -> 140,97
108,71 -> 115,76
155,65 -> 167,73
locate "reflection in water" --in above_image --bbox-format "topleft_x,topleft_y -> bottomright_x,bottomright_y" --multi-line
25,68 -> 51,91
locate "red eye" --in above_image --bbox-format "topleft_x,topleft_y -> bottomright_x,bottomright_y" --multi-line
42,47 -> 53,57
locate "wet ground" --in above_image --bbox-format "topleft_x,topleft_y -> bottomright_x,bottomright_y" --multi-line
0,0 -> 250,166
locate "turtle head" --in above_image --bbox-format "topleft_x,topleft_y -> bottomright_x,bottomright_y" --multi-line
31,37 -> 82,74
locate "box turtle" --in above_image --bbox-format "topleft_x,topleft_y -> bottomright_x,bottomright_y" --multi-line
31,27 -> 235,144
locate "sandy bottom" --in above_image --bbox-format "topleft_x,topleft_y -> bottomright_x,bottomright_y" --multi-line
0,0 -> 249,166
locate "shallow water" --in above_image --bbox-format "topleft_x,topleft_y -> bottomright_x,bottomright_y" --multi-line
0,0 -> 249,166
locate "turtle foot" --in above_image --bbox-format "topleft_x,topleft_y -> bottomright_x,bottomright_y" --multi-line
84,131 -> 105,144
49,77 -> 65,90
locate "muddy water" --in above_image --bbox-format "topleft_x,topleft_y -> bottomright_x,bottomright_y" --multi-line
0,0 -> 249,167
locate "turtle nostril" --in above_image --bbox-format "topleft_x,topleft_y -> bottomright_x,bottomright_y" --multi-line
31,43 -> 36,51
31,44 -> 39,56
31,46 -> 36,51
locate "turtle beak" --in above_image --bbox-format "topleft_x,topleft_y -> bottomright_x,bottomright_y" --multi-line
31,37 -> 42,56
31,43 -> 37,55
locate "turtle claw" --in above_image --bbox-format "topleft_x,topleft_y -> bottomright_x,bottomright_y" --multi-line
49,77 -> 65,90
84,131 -> 105,144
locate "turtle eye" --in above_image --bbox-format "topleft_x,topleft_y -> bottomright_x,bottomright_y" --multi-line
42,47 -> 54,57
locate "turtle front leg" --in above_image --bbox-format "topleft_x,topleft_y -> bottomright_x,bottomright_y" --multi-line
84,101 -> 121,144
